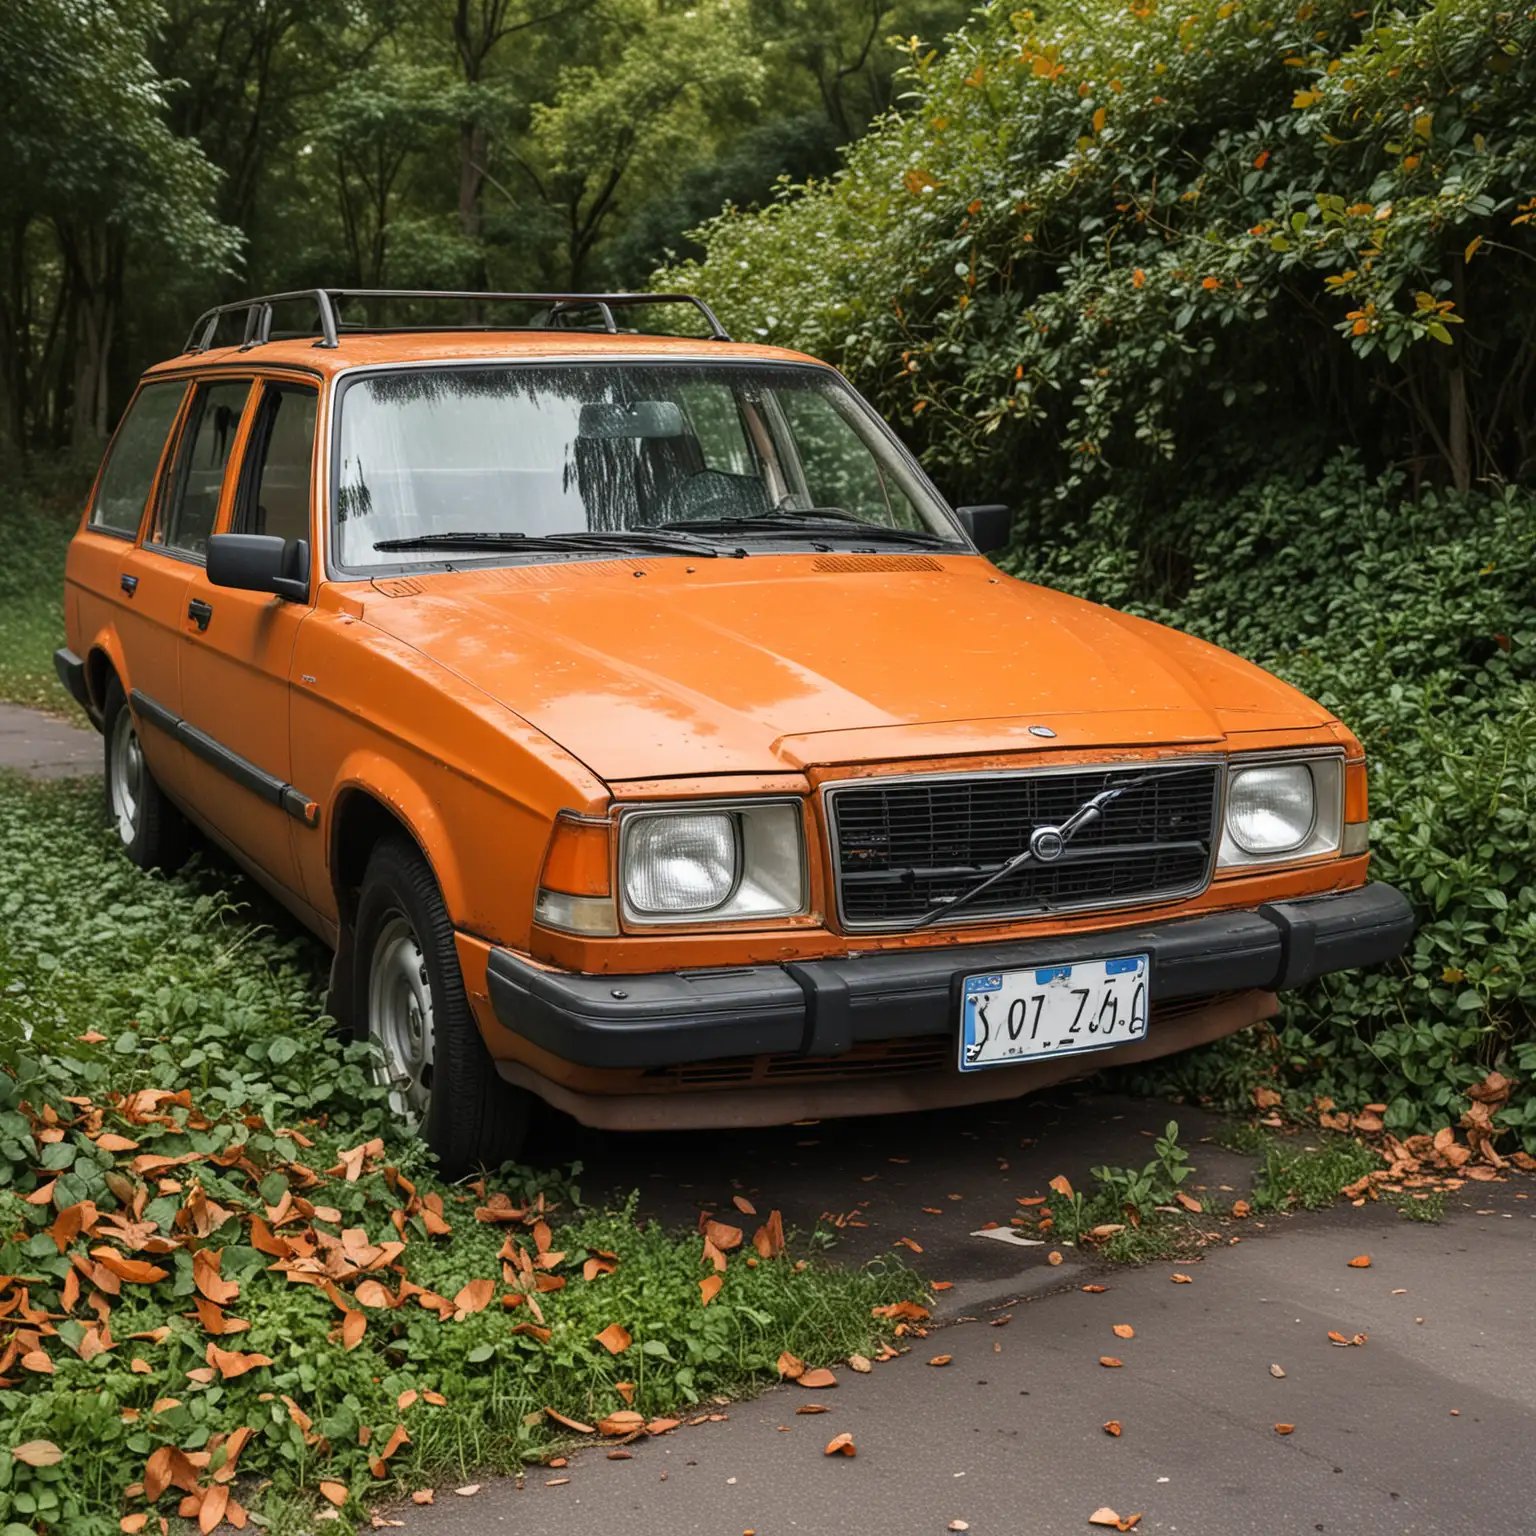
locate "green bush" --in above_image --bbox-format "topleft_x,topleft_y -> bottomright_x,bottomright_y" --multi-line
1045,455 -> 1536,1152
673,0 -> 1536,507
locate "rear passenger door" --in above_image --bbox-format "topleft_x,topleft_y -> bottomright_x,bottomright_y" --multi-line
70,381 -> 188,772
178,378 -> 318,895
126,375 -> 255,811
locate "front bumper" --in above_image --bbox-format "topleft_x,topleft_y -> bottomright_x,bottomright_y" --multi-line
485,881 -> 1414,1071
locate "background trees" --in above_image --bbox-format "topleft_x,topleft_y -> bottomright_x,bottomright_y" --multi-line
0,0 -> 970,455
676,0 -> 1536,514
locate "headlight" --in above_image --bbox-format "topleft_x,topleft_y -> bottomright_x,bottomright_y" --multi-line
1218,755 -> 1343,868
621,801 -> 806,923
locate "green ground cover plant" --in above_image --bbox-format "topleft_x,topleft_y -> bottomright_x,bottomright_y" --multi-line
0,776 -> 920,1534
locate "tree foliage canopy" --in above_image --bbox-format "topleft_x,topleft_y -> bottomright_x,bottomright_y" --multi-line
0,0 -> 970,453
674,0 -> 1536,513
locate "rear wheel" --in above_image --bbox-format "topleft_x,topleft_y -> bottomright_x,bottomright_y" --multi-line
353,836 -> 532,1176
102,678 -> 189,871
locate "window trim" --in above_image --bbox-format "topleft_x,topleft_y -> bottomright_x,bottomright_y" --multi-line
323,356 -> 967,582
86,379 -> 193,542
232,378 -> 321,543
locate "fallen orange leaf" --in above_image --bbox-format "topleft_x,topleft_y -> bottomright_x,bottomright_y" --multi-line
1347,1256 -> 1372,1269
411,1489 -> 434,1505
1112,1324 -> 1134,1340
1099,1357 -> 1123,1368
597,1410 -> 645,1436
545,1407 -> 596,1434
594,1324 -> 632,1356
1171,1274 -> 1193,1284
1274,1423 -> 1296,1435
824,1432 -> 856,1456
703,1219 -> 743,1251
1232,1200 -> 1251,1219
732,1195 -> 757,1216
10,1441 -> 62,1467
798,1367 -> 838,1389
928,1354 -> 952,1367
1047,1251 -> 1063,1266
452,1278 -> 494,1320
319,1482 -> 348,1507
1081,1284 -> 1108,1294
699,1274 -> 723,1306
1048,1175 -> 1074,1199
778,1351 -> 806,1379
1103,1421 -> 1122,1437
796,1404 -> 830,1414
1175,1192 -> 1203,1214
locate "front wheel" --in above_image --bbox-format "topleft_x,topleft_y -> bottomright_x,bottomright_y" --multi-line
102,678 -> 189,871
353,836 -> 532,1176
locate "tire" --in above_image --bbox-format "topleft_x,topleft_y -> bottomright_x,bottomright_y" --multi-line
353,835 -> 532,1176
102,677 -> 190,871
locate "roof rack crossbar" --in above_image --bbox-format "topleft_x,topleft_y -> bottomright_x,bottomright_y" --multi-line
182,289 -> 730,353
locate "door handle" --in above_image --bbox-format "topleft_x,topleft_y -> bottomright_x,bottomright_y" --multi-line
120,573 -> 138,596
188,599 -> 214,632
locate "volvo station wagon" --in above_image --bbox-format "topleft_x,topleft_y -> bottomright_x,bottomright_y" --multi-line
57,288 -> 1414,1173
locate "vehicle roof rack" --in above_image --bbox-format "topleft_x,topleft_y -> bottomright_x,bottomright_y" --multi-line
181,288 -> 733,354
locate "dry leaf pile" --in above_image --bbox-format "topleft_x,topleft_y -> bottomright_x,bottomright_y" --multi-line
0,1084 -> 920,1531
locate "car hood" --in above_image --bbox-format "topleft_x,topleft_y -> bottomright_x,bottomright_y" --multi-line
353,554 -> 1331,779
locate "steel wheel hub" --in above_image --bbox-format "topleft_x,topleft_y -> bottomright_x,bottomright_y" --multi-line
367,914 -> 434,1129
109,708 -> 143,846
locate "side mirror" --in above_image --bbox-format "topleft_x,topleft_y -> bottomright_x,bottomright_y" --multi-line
207,533 -> 310,601
953,504 -> 1012,554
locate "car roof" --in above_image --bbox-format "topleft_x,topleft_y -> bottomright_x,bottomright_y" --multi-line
142,330 -> 825,381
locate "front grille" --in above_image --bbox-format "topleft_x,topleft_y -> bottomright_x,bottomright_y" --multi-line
827,762 -> 1220,929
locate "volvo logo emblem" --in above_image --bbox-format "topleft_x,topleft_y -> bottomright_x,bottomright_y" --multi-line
1029,825 -> 1067,862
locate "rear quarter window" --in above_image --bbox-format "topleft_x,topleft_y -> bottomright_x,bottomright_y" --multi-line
90,381 -> 189,536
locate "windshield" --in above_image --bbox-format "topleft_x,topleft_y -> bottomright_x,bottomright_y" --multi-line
332,362 -> 960,569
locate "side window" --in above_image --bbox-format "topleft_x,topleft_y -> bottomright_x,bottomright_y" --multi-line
89,381 -> 188,536
773,388 -> 923,530
235,383 -> 318,543
153,379 -> 253,557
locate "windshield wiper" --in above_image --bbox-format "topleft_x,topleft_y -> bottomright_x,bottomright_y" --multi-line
657,510 -> 956,548
373,528 -> 726,557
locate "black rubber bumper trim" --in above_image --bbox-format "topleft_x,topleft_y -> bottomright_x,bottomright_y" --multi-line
1260,883 -> 1416,989
487,883 -> 1415,1070
53,648 -> 91,714
129,687 -> 319,827
486,961 -> 808,1070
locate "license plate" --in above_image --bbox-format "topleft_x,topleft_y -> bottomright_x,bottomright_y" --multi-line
958,955 -> 1149,1071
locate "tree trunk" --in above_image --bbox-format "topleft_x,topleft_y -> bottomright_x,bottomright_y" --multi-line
1447,364 -> 1471,493
459,119 -> 489,292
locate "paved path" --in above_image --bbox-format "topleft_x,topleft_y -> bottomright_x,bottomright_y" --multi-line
0,700 -> 98,778
399,1095 -> 1535,1536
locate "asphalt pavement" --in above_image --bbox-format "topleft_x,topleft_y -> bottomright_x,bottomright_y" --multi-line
0,700 -> 98,778
396,1094 -> 1536,1536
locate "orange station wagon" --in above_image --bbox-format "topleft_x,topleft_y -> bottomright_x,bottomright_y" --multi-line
57,288 -> 1413,1173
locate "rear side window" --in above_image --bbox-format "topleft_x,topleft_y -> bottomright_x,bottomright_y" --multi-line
153,379 -> 253,557
234,383 -> 317,544
89,381 -> 188,536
